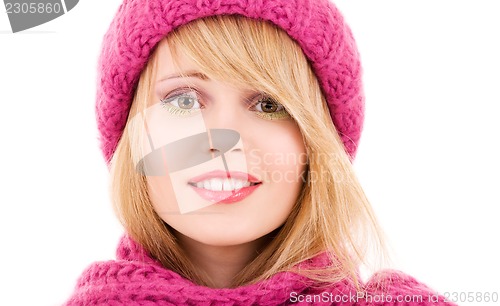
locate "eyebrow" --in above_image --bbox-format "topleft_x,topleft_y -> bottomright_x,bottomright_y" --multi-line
157,71 -> 209,83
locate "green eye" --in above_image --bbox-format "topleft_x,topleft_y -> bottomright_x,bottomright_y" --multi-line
160,90 -> 201,116
177,96 -> 196,109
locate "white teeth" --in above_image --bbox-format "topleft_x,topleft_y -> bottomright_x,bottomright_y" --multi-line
193,178 -> 254,191
210,178 -> 223,191
234,180 -> 243,190
223,179 -> 233,191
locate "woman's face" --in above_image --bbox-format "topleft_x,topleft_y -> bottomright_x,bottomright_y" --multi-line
136,40 -> 307,246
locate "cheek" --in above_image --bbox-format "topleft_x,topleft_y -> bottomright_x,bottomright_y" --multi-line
147,176 -> 179,214
249,121 -> 307,185
245,121 -> 307,226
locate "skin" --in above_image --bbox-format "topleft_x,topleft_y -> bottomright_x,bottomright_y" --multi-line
141,40 -> 307,288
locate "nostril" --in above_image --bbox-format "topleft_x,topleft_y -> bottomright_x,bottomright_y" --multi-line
206,128 -> 241,155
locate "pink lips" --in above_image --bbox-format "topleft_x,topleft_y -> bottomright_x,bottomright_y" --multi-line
188,170 -> 261,204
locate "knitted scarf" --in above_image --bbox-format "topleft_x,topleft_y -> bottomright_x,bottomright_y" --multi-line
64,236 -> 455,305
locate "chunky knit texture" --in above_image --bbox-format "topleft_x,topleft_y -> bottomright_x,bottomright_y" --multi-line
97,0 -> 365,163
64,235 -> 456,305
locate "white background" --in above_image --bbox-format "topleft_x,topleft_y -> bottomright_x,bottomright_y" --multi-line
0,1 -> 499,305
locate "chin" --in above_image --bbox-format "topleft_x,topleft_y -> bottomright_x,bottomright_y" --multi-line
177,222 -> 272,247
196,228 -> 263,246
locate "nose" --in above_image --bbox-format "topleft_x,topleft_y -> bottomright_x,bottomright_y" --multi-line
207,129 -> 243,156
201,86 -> 247,130
206,128 -> 244,174
201,90 -> 246,155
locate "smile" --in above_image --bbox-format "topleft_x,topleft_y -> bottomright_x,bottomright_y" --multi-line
189,178 -> 258,191
188,170 -> 262,204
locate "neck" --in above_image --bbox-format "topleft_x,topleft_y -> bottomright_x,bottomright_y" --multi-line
176,233 -> 270,288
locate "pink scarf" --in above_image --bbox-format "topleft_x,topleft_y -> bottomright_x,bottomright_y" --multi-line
64,235 -> 455,305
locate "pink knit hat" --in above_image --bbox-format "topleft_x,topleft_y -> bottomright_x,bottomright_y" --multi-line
97,0 -> 364,163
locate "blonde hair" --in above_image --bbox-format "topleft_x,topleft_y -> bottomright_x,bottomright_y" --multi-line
110,15 -> 386,288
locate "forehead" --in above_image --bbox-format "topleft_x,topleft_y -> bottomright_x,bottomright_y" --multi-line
153,39 -> 254,93
155,40 -> 197,81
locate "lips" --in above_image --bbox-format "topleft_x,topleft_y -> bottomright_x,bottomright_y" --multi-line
188,170 -> 261,204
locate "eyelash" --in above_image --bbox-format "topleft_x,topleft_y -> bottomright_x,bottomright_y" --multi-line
159,88 -> 291,120
160,89 -> 201,117
253,96 -> 291,120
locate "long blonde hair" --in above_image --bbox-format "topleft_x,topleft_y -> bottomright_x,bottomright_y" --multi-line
110,15 -> 386,288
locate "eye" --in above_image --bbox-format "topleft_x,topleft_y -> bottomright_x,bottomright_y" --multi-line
159,89 -> 203,116
255,96 -> 283,113
161,90 -> 201,109
252,95 -> 291,120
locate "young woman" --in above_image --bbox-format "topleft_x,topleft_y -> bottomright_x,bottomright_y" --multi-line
65,0 -> 455,304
